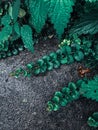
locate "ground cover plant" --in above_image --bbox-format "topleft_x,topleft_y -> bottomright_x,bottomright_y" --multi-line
0,0 -> 98,128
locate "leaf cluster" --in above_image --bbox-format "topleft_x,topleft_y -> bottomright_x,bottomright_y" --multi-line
0,0 -> 98,54
0,1 -> 97,128
47,75 -> 98,111
11,36 -> 94,78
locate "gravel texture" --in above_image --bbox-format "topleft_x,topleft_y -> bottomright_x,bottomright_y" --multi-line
0,39 -> 98,130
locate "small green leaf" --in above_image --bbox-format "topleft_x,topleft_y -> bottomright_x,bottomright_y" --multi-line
60,57 -> 68,64
55,91 -> 63,98
61,87 -> 70,94
37,59 -> 44,66
53,104 -> 59,111
52,96 -> 60,103
60,99 -> 67,106
26,63 -> 34,69
93,112 -> 98,121
34,68 -> 41,75
50,52 -> 57,60
43,56 -> 50,62
12,49 -> 18,55
47,101 -> 54,111
40,65 -> 47,73
53,60 -> 60,68
47,62 -> 54,70
74,51 -> 84,61
67,55 -> 74,64
87,116 -> 98,128
62,46 -> 72,55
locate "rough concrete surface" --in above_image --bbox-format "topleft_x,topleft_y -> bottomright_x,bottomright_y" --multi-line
0,39 -> 98,130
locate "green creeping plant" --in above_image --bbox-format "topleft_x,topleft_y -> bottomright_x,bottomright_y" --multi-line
88,112 -> 98,128
47,81 -> 81,111
0,0 -> 98,128
11,36 -> 98,128
47,75 -> 98,127
11,37 -> 94,78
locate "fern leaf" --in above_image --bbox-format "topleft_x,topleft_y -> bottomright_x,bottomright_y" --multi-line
70,10 -> 98,35
12,0 -> 20,22
80,76 -> 98,102
21,25 -> 34,53
48,0 -> 74,37
85,0 -> 98,2
28,0 -> 49,33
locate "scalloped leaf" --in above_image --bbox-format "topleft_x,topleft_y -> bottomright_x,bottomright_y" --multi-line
28,0 -> 49,33
21,25 -> 34,53
48,0 -> 74,37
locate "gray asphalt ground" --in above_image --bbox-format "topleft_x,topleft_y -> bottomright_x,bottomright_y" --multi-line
0,39 -> 98,130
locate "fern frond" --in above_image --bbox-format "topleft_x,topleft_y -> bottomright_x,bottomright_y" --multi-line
70,10 -> 98,35
85,0 -> 98,2
80,76 -> 98,102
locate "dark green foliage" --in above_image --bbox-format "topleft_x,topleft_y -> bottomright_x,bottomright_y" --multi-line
80,76 -> 98,101
87,112 -> 98,127
0,25 -> 12,45
70,10 -> 98,35
11,37 -> 94,78
0,0 -> 98,54
0,0 -> 75,53
0,41 -> 25,59
47,76 -> 98,111
47,82 -> 80,111
73,51 -> 84,61
0,0 -> 98,128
